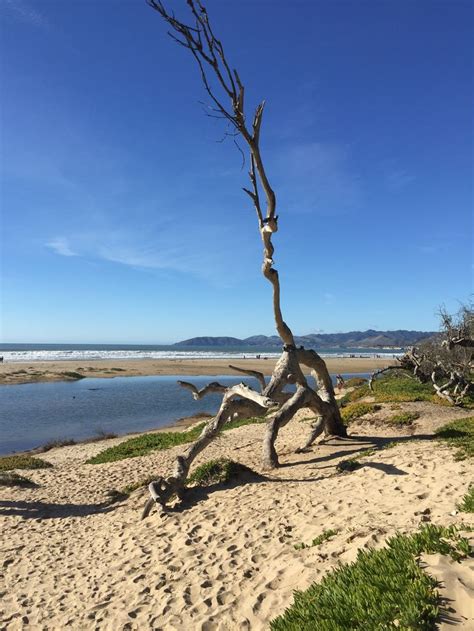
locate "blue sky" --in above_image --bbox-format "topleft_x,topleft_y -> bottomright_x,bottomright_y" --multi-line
1,0 -> 472,343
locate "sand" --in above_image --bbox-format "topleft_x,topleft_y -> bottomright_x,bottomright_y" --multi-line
1,399 -> 472,630
0,356 -> 397,385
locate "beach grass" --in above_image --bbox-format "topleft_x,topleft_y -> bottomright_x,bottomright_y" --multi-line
388,411 -> 421,425
435,417 -> 474,460
0,454 -> 53,471
341,402 -> 381,424
271,524 -> 471,631
88,416 -> 266,465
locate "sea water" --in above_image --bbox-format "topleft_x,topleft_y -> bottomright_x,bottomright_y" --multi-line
0,343 -> 399,363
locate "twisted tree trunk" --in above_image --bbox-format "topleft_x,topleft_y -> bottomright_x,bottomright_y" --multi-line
143,0 -> 346,515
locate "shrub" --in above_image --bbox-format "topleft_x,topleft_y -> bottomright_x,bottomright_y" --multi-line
341,403 -> 381,424
388,411 -> 420,426
187,458 -> 255,486
344,377 -> 367,388
0,471 -> 38,487
336,458 -> 361,473
271,525 -> 471,631
0,455 -> 53,471
435,417 -> 474,460
121,458 -> 256,495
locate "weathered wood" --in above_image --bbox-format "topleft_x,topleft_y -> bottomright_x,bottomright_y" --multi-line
228,364 -> 266,392
143,0 -> 349,515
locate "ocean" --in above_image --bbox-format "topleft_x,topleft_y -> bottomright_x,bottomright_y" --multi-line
0,343 -> 401,363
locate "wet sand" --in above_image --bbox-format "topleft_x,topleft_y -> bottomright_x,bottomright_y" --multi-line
0,357 -> 397,385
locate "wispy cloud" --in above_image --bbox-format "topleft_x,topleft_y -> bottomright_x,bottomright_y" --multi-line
46,237 -> 77,257
1,0 -> 50,30
44,221 -> 252,285
273,141 -> 363,214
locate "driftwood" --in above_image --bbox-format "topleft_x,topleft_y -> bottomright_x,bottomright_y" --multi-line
143,0 -> 346,516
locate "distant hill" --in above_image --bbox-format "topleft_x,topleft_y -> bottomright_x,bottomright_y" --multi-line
174,330 -> 435,349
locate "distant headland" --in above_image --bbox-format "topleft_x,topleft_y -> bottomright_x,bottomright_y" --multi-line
174,330 -> 435,349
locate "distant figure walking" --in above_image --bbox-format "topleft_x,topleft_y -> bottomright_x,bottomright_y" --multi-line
0,356 -> 3,363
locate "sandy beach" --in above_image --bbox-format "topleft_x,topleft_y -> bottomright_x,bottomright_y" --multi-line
1,398 -> 472,630
0,357 -> 397,386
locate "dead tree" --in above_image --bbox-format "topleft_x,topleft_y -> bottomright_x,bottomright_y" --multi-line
143,0 -> 346,516
369,303 -> 473,406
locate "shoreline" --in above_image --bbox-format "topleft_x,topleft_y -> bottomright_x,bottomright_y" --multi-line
0,357 -> 397,386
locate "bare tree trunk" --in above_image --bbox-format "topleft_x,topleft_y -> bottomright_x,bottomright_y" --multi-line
142,0 -> 347,514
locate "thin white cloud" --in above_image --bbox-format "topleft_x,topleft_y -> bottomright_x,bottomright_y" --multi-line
274,141 -> 363,214
1,0 -> 50,30
46,238 -> 77,257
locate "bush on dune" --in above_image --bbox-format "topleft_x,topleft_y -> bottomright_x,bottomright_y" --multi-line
0,454 -> 52,471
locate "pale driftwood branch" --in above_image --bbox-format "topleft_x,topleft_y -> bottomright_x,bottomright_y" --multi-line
143,0 -> 349,515
368,366 -> 413,391
143,391 -> 274,516
228,364 -> 266,392
178,380 -> 227,400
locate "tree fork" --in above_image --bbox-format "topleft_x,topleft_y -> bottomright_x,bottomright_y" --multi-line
143,0 -> 347,515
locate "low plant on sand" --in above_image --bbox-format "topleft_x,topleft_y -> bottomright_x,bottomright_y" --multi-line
271,524 -> 471,631
89,417 -> 266,465
0,471 -> 38,487
388,411 -> 420,426
294,529 -> 339,550
458,485 -> 474,513
336,458 -> 361,473
62,371 -> 85,380
120,458 -> 255,496
341,403 -> 381,424
344,377 -> 368,388
435,417 -> 474,460
0,454 -> 52,471
187,458 -> 256,487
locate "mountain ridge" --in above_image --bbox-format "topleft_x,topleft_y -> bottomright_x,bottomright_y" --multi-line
174,330 -> 435,349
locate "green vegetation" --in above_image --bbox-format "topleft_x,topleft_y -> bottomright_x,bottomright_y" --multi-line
187,458 -> 255,486
336,458 -> 361,473
371,374 -> 437,403
388,411 -> 421,426
458,485 -> 474,513
0,471 -> 38,487
271,524 -> 471,631
0,454 -> 53,471
120,458 -> 255,496
88,423 -> 206,464
344,377 -> 368,388
345,373 -> 445,406
89,417 -> 266,464
341,402 -> 381,424
435,417 -> 474,460
294,529 -> 339,550
62,371 -> 85,380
